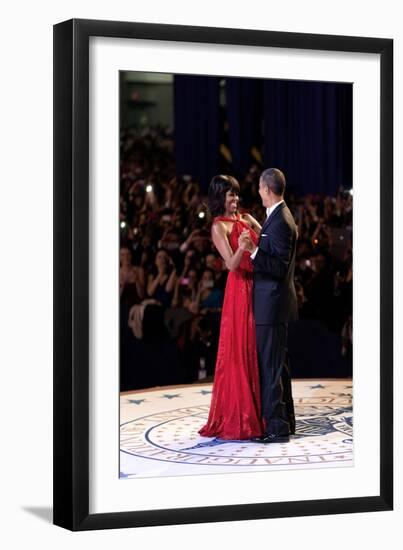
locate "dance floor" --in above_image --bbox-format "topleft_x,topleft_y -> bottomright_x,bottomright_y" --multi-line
120,379 -> 353,479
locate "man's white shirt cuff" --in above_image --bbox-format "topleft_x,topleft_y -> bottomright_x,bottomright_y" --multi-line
250,247 -> 258,260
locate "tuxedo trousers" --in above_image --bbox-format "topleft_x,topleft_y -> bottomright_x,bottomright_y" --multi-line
255,323 -> 295,436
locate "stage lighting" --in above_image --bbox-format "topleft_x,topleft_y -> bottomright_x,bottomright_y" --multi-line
146,185 -> 153,193
198,211 -> 205,219
120,221 -> 126,229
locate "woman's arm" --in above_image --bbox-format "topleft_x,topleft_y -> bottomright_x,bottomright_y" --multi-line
134,266 -> 145,300
147,273 -> 162,297
171,279 -> 181,307
189,280 -> 203,314
211,222 -> 244,272
165,267 -> 178,294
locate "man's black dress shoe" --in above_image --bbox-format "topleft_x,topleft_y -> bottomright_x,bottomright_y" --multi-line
252,433 -> 290,444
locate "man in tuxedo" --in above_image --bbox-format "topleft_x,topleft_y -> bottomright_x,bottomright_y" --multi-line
239,168 -> 298,442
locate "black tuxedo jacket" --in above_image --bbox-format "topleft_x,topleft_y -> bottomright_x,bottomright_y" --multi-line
252,202 -> 298,325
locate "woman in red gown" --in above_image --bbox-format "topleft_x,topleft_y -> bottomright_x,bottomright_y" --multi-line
199,175 -> 264,440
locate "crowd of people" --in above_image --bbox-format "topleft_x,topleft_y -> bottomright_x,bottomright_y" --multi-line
119,127 -> 353,390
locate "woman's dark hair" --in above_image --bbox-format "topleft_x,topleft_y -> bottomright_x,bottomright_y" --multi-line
207,175 -> 240,217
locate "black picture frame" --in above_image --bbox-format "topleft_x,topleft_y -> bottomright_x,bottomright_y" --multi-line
53,18 -> 393,531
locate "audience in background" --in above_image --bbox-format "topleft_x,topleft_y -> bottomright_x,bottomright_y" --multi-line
120,127 -> 353,390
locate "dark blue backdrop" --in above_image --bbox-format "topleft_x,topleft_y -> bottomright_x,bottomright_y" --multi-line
174,75 -> 352,196
173,75 -> 221,191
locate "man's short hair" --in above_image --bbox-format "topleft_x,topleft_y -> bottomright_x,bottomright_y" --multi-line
261,168 -> 286,196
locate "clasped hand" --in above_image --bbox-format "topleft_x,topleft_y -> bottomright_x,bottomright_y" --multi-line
238,229 -> 255,253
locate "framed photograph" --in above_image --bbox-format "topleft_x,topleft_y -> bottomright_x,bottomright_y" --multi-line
53,19 -> 393,530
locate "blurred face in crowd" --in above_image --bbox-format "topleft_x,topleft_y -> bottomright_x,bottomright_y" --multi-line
224,189 -> 239,216
188,269 -> 198,288
155,250 -> 170,271
192,235 -> 208,253
139,213 -> 147,227
201,269 -> 215,289
160,214 -> 173,230
133,194 -> 144,209
162,230 -> 180,250
120,247 -> 131,268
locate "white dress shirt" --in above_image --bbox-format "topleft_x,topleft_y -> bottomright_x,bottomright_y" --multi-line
250,200 -> 284,259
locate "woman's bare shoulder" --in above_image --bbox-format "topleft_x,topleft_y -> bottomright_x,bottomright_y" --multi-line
212,219 -> 229,232
240,212 -> 253,224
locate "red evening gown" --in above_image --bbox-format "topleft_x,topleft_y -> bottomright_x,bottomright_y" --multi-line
199,214 -> 264,440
